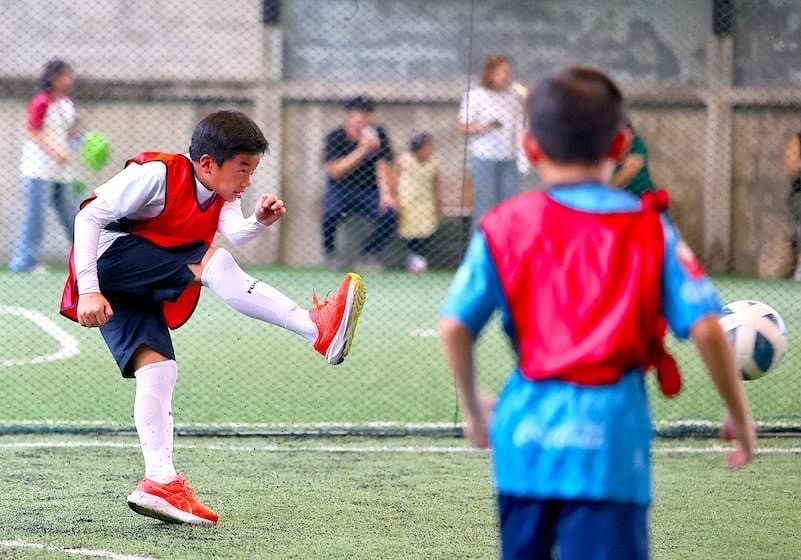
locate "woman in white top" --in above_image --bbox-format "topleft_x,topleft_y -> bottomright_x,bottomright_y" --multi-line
459,55 -> 525,230
10,58 -> 79,272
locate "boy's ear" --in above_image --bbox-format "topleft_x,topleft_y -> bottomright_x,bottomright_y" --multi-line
608,127 -> 633,163
522,132 -> 542,164
196,153 -> 216,175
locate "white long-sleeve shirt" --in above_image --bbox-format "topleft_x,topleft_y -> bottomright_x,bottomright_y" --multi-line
74,159 -> 266,295
458,86 -> 523,161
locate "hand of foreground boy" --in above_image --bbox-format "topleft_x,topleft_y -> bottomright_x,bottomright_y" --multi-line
255,193 -> 287,226
77,292 -> 114,328
465,393 -> 496,449
720,410 -> 756,469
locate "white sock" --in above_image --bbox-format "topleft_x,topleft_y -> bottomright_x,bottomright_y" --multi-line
201,248 -> 318,342
134,360 -> 179,484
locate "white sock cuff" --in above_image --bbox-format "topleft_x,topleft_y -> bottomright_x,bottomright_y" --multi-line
134,360 -> 178,382
201,247 -> 234,288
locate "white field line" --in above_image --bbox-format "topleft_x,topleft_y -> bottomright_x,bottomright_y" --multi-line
408,328 -> 439,338
0,420 -> 458,430
0,306 -> 79,367
0,539 -> 156,560
0,419 -> 797,432
0,440 -> 798,455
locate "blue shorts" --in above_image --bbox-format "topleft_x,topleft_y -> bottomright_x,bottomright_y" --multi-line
497,494 -> 648,560
96,235 -> 208,377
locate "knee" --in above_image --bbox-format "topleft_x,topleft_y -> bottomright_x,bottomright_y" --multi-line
133,357 -> 178,386
206,247 -> 234,266
202,247 -> 236,280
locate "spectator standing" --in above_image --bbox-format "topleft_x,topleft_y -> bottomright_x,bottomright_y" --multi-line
611,122 -> 656,196
459,55 -> 524,230
10,58 -> 79,273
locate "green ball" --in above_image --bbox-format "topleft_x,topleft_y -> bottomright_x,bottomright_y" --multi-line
81,131 -> 111,172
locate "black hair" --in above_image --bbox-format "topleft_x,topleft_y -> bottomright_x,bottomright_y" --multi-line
189,110 -> 269,165
527,66 -> 624,164
344,95 -> 375,113
409,132 -> 432,153
40,58 -> 71,91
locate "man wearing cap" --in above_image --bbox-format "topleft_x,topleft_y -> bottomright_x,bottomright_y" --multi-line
322,95 -> 397,270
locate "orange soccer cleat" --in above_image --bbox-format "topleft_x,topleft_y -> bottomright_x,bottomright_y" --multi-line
127,475 -> 219,525
309,272 -> 367,365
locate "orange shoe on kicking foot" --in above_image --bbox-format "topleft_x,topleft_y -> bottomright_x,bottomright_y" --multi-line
127,475 -> 219,525
310,272 -> 367,365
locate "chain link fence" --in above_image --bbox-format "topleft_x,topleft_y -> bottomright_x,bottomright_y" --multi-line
0,0 -> 798,436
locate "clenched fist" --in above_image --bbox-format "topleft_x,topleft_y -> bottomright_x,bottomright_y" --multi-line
254,193 -> 287,226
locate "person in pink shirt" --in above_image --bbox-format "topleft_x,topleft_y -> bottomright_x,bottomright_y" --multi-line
10,58 -> 79,272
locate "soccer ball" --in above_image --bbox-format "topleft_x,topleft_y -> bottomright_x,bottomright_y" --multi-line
719,300 -> 788,380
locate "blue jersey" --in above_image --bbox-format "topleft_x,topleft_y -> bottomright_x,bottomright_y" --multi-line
441,183 -> 721,505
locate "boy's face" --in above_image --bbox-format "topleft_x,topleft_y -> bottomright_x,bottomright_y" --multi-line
415,140 -> 434,161
196,153 -> 262,202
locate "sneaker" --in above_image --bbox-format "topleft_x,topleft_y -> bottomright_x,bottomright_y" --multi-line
127,475 -> 219,525
309,272 -> 367,365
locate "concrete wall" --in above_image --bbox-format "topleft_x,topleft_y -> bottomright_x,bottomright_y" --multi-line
283,0 -> 710,85
733,0 -> 801,87
0,0 -> 262,82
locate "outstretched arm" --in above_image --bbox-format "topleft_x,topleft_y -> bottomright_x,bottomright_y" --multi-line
441,318 -> 491,448
691,315 -> 755,469
217,194 -> 286,246
74,198 -> 115,327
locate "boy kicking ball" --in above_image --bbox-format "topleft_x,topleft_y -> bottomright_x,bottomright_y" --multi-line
441,67 -> 754,559
60,110 -> 366,525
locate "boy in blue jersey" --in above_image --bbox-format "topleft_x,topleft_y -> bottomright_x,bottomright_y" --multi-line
440,67 -> 755,560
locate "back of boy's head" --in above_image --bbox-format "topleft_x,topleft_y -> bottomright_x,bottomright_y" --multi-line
189,110 -> 269,164
527,67 -> 624,164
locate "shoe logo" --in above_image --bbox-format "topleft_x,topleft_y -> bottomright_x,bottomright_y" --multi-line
247,280 -> 260,294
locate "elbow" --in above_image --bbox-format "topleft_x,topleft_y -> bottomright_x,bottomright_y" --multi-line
440,317 -> 472,342
325,164 -> 342,181
225,234 -> 249,247
689,315 -> 725,347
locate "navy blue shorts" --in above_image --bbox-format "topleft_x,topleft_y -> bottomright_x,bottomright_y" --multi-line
96,235 -> 209,377
497,494 -> 648,560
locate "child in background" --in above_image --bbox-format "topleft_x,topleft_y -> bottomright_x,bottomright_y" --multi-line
60,110 -> 366,525
440,67 -> 754,559
611,120 -> 656,196
10,58 -> 79,273
397,132 -> 442,272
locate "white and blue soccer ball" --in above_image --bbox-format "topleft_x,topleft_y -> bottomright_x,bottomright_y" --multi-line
719,300 -> 788,381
